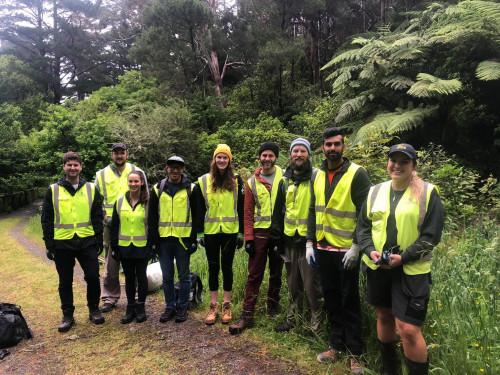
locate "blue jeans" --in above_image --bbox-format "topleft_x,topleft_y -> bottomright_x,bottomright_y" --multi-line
158,239 -> 191,308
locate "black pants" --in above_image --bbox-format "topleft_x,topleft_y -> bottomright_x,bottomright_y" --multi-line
205,233 -> 237,292
121,258 -> 148,305
55,245 -> 101,311
317,250 -> 363,355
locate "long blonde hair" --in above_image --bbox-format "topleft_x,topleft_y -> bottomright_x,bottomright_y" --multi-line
409,161 -> 424,202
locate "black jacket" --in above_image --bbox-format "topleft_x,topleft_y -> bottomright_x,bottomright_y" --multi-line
41,176 -> 103,251
306,158 -> 372,245
270,163 -> 314,246
148,173 -> 201,246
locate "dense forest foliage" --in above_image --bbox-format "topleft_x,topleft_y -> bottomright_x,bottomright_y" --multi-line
1,0 -> 499,218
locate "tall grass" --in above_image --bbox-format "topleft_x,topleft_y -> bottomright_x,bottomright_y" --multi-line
22,214 -> 500,374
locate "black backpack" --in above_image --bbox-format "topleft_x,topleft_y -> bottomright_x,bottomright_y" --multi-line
0,303 -> 33,348
174,272 -> 203,310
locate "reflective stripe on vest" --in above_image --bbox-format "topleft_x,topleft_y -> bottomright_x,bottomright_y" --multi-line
97,163 -> 136,216
52,183 -> 95,239
155,184 -> 194,238
314,163 -> 360,248
283,172 -> 314,237
362,181 -> 435,275
117,196 -> 148,246
198,174 -> 239,234
249,167 -> 283,229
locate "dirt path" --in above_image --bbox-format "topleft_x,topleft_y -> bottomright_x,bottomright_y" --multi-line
0,203 -> 305,375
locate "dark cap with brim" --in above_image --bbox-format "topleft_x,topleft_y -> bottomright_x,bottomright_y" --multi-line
388,143 -> 417,159
166,156 -> 185,167
111,142 -> 127,151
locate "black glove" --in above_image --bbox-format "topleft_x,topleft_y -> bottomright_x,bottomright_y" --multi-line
111,247 -> 120,261
188,241 -> 198,255
147,245 -> 158,262
236,236 -> 244,250
245,240 -> 256,257
96,235 -> 104,256
46,248 -> 56,261
271,240 -> 284,260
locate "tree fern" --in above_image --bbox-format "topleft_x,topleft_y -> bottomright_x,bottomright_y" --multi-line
407,73 -> 462,98
353,105 -> 439,144
476,60 -> 500,81
381,76 -> 415,90
335,94 -> 372,124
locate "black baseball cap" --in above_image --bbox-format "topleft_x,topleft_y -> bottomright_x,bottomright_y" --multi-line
388,143 -> 417,160
111,142 -> 127,151
166,156 -> 185,167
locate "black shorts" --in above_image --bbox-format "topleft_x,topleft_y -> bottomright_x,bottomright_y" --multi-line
366,267 -> 431,327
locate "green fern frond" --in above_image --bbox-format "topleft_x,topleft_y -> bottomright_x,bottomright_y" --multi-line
324,64 -> 363,81
360,40 -> 390,58
359,64 -> 376,80
476,60 -> 500,81
391,36 -> 422,47
351,37 -> 371,46
335,95 -> 369,124
407,73 -> 462,97
354,105 -> 439,143
381,76 -> 415,90
325,49 -> 363,67
331,71 -> 352,89
460,1 -> 500,23
391,47 -> 424,61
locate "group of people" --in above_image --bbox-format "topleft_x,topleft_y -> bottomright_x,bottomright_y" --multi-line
41,128 -> 444,375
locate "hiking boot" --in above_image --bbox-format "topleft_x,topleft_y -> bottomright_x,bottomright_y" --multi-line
135,302 -> 147,323
229,311 -> 254,335
205,302 -> 218,325
175,305 -> 189,323
221,302 -> 232,324
351,358 -> 364,374
100,303 -> 115,313
58,309 -> 75,333
121,304 -> 136,324
89,307 -> 105,325
274,321 -> 294,333
317,348 -> 341,363
159,307 -> 176,323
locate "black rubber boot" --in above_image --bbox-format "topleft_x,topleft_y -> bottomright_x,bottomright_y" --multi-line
89,306 -> 105,325
405,356 -> 429,375
135,302 -> 147,323
121,304 -> 136,324
175,305 -> 189,323
379,340 -> 400,375
58,308 -> 75,333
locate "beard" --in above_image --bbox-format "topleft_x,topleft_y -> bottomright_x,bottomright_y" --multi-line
325,151 -> 343,162
291,157 -> 310,172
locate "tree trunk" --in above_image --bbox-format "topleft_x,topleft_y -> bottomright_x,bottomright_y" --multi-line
52,0 -> 62,103
381,0 -> 386,27
208,51 -> 224,97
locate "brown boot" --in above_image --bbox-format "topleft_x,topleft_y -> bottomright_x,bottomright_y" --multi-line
228,311 -> 254,335
221,301 -> 232,324
205,303 -> 218,325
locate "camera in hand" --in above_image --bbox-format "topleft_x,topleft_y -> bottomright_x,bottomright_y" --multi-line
374,245 -> 400,266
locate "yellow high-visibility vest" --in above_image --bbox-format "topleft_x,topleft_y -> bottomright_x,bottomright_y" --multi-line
116,196 -> 148,247
154,183 -> 194,238
52,183 -> 95,240
282,170 -> 317,237
248,167 -> 283,229
362,180 -> 436,275
96,163 -> 136,217
313,163 -> 360,248
198,174 -> 239,234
